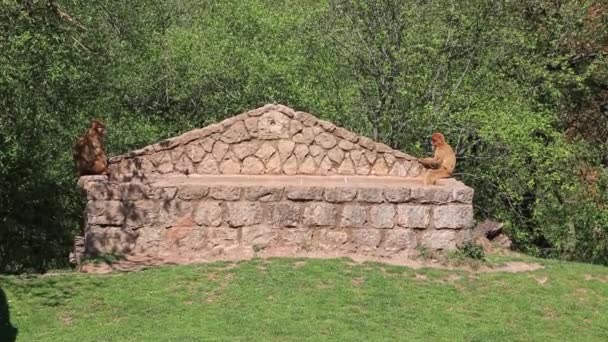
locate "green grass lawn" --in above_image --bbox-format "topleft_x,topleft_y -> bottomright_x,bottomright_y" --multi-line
1,256 -> 607,341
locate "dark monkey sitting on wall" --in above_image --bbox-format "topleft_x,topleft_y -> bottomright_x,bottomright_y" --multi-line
418,132 -> 456,185
73,119 -> 110,176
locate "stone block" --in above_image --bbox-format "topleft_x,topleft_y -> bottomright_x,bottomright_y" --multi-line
258,111 -> 290,139
286,186 -> 324,201
277,140 -> 295,162
421,229 -> 457,250
196,154 -> 219,174
193,202 -> 223,227
313,229 -> 350,251
294,111 -> 318,126
242,156 -> 265,174
340,205 -> 367,228
221,121 -> 250,144
337,156 -> 355,175
243,186 -> 284,202
382,229 -> 417,253
276,228 -> 312,246
432,205 -> 474,229
85,226 -> 137,255
411,186 -> 451,204
124,200 -> 159,228
209,186 -> 241,201
323,187 -> 357,203
396,205 -> 430,228
233,141 -> 261,160
384,188 -> 411,203
302,203 -> 337,226
452,187 -> 474,203
226,202 -> 263,227
334,127 -> 358,142
369,204 -> 395,228
242,225 -> 277,249
315,132 -> 337,149
177,185 -> 209,200
357,188 -> 385,203
283,156 -> 298,175
351,229 -> 381,251
269,202 -> 301,227
86,201 -> 125,226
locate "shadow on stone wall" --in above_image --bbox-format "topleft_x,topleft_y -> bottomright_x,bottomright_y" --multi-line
0,288 -> 18,342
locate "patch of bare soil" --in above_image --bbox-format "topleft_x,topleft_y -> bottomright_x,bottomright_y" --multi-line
78,250 -> 543,275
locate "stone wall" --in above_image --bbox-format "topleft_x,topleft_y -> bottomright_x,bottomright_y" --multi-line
78,175 -> 474,261
108,104 -> 424,181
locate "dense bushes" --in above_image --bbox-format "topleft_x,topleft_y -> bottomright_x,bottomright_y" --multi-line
1,0 -> 606,272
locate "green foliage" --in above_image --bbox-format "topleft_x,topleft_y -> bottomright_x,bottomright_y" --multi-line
455,242 -> 486,262
1,0 -> 607,272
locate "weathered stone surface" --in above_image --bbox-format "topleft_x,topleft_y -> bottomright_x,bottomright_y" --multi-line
397,205 -> 430,228
117,183 -> 148,201
243,186 -> 284,202
323,187 -> 357,203
257,111 -> 291,140
350,150 -> 363,164
200,136 -> 216,152
365,151 -> 377,164
356,157 -> 371,175
220,158 -> 242,174
221,121 -> 250,144
358,137 -> 375,150
209,186 -> 241,201
338,140 -> 355,150
432,205 -> 474,229
384,188 -> 411,203
155,152 -> 173,174
86,201 -> 125,225
255,143 -> 276,163
170,146 -> 185,162
294,144 -> 309,162
206,228 -> 239,249
244,117 -> 258,137
382,229 -> 417,253
159,201 -> 193,225
186,142 -> 206,163
315,132 -> 337,149
233,141 -> 261,160
289,120 -> 303,135
174,155 -> 194,174
283,156 -> 298,175
357,188 -> 384,203
293,127 -> 315,145
384,153 -> 396,167
242,156 -> 265,174
124,200 -> 159,228
411,186 -> 451,204
226,202 -> 263,227
313,126 -> 324,136
452,187 -> 474,203
337,156 -> 355,175
196,154 -> 219,174
277,140 -> 295,162
294,111 -> 318,126
327,147 -> 344,164
85,226 -> 137,255
242,225 -> 276,248
299,156 -> 317,174
313,229 -> 350,250
177,186 -> 209,200
212,141 -> 229,161
269,202 -> 301,227
340,205 -> 367,227
352,229 -> 381,251
302,203 -> 337,226
193,202 -> 223,227
318,120 -> 336,132
389,162 -> 408,177
371,158 -> 389,176
334,127 -> 358,143
275,228 -> 312,247
285,186 -> 324,201
148,187 -> 177,200
318,156 -> 334,175
421,229 -> 457,250
265,153 -> 282,174
369,204 -> 395,228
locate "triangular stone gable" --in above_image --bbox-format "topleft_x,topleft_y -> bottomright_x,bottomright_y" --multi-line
108,104 -> 424,180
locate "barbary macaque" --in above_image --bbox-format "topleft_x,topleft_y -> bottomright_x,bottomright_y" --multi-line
418,132 -> 456,185
73,119 -> 110,176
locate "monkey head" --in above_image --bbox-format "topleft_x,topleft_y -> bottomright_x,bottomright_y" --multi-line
89,119 -> 107,137
431,132 -> 446,147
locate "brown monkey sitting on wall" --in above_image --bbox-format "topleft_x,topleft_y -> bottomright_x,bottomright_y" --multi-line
73,119 -> 110,176
418,132 -> 456,185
